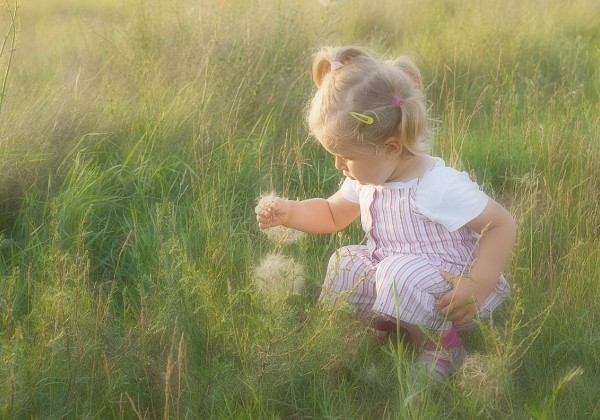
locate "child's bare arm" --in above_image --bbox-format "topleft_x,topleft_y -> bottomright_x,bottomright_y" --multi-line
255,191 -> 360,234
438,199 -> 517,326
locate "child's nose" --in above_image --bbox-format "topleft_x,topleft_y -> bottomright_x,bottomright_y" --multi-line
335,156 -> 346,171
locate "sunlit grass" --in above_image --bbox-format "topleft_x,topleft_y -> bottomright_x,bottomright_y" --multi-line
0,0 -> 598,417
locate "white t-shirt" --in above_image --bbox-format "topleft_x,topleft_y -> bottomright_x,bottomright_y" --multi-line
340,158 -> 489,232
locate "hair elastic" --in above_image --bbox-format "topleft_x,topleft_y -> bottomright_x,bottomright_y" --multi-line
394,98 -> 402,108
330,61 -> 344,71
350,112 -> 374,125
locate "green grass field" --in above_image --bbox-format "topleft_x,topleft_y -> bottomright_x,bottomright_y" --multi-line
0,0 -> 599,418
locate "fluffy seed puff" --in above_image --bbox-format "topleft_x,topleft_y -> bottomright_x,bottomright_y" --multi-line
457,353 -> 510,407
256,192 -> 304,245
254,253 -> 306,299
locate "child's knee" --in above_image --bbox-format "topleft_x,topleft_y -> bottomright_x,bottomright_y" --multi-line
376,256 -> 420,289
375,255 -> 447,295
324,246 -> 372,290
327,246 -> 365,274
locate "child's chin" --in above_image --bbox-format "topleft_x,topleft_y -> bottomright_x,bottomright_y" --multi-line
348,175 -> 375,185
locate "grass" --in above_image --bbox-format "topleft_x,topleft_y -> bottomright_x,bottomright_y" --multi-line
0,0 -> 599,417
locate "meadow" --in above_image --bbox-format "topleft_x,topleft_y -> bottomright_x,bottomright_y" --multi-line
0,0 -> 599,418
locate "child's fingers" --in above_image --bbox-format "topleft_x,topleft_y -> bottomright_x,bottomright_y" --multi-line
437,273 -> 457,314
440,271 -> 468,288
446,305 -> 470,322
455,306 -> 477,326
255,206 -> 272,229
255,202 -> 275,217
255,199 -> 288,230
438,291 -> 473,316
440,300 -> 476,325
257,221 -> 271,230
255,208 -> 269,221
450,311 -> 471,326
255,202 -> 272,214
440,271 -> 456,286
254,204 -> 265,217
437,287 -> 455,309
436,297 -> 453,317
439,305 -> 466,325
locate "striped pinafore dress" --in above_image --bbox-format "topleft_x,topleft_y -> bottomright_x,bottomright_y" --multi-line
319,172 -> 510,331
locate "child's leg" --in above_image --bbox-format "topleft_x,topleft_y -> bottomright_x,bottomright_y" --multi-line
372,255 -> 464,377
407,323 -> 465,379
319,245 -> 377,318
372,254 -> 452,330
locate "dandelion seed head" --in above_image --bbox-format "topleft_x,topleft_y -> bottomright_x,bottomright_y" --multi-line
458,353 -> 509,405
461,354 -> 493,385
254,253 -> 305,298
257,192 -> 304,245
263,225 -> 304,244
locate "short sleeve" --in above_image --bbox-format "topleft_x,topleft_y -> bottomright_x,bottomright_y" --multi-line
340,177 -> 360,203
415,166 -> 489,232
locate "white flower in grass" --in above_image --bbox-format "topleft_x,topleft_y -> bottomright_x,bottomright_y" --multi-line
254,253 -> 305,299
257,192 -> 304,245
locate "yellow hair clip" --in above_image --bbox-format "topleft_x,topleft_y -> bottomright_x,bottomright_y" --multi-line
350,112 -> 374,125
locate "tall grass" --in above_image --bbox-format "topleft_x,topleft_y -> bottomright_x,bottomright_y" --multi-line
0,0 -> 599,417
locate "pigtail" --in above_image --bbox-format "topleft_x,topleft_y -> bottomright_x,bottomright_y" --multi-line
398,95 -> 429,154
312,46 -> 375,87
312,52 -> 332,88
390,56 -> 423,90
382,56 -> 430,154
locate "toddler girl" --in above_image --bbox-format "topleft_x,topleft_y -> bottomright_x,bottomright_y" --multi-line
255,46 -> 516,379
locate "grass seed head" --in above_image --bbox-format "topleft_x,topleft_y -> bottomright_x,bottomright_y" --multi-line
254,253 -> 306,298
458,353 -> 511,407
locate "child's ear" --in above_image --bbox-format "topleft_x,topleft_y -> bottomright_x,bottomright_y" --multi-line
383,137 -> 403,158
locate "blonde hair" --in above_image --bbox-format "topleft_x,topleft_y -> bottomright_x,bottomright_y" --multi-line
307,46 -> 431,155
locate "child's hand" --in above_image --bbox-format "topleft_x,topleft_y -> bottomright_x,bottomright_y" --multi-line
255,197 -> 290,230
437,272 -> 488,327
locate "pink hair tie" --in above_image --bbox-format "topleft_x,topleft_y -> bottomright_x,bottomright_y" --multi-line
394,98 -> 402,108
331,61 -> 344,71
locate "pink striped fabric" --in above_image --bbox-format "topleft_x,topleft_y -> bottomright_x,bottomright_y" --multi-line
319,177 -> 510,331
